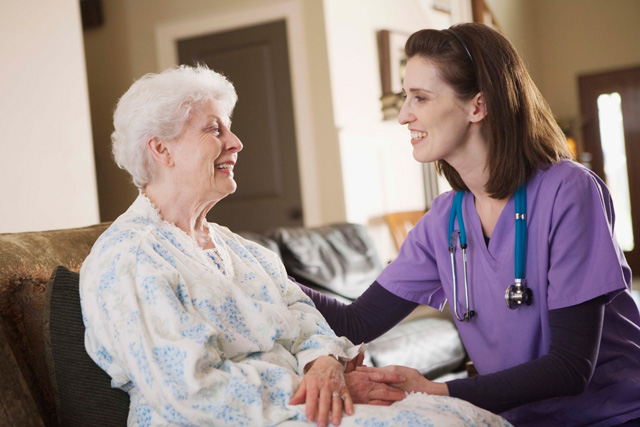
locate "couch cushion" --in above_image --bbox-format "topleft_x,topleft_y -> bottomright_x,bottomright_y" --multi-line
367,317 -> 466,380
45,266 -> 129,426
267,223 -> 383,300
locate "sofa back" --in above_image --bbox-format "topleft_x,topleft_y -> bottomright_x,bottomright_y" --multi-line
0,223 -> 110,426
265,223 -> 383,300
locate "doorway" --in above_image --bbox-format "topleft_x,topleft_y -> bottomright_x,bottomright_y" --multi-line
579,65 -> 640,272
178,20 -> 303,233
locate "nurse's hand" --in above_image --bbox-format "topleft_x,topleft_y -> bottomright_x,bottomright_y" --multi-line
344,369 -> 407,405
290,355 -> 352,427
344,350 -> 365,373
356,365 -> 450,396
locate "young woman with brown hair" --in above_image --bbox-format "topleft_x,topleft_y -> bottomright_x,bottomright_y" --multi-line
301,23 -> 640,425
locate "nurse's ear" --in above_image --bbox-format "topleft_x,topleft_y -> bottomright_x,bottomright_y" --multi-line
469,92 -> 487,123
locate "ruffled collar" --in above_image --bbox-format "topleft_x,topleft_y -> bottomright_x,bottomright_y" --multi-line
129,192 -> 234,278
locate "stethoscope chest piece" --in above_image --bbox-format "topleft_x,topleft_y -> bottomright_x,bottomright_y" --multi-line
505,279 -> 533,309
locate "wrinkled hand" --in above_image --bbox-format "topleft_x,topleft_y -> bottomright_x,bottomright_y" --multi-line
290,356 -> 352,427
344,369 -> 406,405
344,351 -> 365,373
356,365 -> 449,396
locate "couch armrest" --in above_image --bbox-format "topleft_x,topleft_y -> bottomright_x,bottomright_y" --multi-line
0,319 -> 45,427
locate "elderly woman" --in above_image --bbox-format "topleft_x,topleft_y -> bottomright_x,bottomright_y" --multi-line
80,65 -> 511,426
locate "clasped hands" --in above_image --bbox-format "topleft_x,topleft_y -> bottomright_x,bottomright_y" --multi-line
290,352 -> 447,426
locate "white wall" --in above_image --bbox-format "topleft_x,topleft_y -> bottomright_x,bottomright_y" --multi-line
0,0 -> 99,233
323,0 -> 471,262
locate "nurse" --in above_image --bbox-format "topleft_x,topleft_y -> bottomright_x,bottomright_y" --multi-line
301,23 -> 640,425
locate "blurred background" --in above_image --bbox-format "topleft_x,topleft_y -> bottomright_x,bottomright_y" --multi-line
2,0 -> 639,270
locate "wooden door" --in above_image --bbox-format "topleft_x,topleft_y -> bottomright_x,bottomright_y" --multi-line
178,20 -> 303,233
579,65 -> 640,272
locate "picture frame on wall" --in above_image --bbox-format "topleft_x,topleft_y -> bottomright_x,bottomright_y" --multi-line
377,30 -> 410,120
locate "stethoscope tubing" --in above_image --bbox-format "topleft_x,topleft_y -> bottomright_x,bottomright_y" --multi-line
448,184 -> 529,322
514,185 -> 527,280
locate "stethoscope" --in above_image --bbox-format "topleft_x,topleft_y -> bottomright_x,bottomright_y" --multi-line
448,185 -> 533,322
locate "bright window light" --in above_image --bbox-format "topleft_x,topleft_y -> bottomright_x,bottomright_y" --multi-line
597,92 -> 634,251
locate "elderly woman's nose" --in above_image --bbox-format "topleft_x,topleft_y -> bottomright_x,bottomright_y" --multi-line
226,132 -> 243,152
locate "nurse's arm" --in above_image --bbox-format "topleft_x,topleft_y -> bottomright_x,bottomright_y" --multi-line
296,280 -> 418,344
446,295 -> 605,414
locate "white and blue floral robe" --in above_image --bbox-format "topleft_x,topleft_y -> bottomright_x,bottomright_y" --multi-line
81,194 -> 512,426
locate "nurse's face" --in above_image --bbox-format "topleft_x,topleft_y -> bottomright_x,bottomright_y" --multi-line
398,57 -> 476,165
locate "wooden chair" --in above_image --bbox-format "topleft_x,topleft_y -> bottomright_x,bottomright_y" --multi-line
384,210 -> 426,251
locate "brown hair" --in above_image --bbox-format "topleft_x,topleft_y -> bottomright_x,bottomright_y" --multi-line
405,23 -> 571,199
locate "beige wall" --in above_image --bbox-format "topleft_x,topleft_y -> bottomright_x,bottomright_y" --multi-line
486,0 -> 640,147
533,0 -> 640,145
483,0 -> 540,82
84,0 -> 343,226
0,0 -> 99,233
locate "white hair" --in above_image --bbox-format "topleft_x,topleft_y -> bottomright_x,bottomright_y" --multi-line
111,64 -> 238,188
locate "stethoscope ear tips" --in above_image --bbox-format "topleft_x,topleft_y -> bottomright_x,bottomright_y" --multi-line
505,285 -> 534,310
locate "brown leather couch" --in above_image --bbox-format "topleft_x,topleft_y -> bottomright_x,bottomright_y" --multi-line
0,222 -> 465,426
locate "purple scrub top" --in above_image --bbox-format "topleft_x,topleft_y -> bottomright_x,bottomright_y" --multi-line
378,160 -> 640,425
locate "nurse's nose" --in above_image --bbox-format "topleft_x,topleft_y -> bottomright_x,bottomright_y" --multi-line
397,97 -> 414,125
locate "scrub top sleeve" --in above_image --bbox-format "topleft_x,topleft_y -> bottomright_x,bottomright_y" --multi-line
546,170 -> 629,310
377,201 -> 447,309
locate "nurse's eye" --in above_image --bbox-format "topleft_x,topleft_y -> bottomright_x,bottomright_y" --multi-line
412,95 -> 426,103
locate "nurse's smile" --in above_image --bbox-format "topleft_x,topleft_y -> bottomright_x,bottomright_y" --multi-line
410,129 -> 427,145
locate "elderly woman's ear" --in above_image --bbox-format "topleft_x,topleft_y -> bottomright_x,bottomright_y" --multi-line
147,137 -> 174,167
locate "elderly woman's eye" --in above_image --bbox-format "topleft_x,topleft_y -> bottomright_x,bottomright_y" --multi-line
206,126 -> 220,135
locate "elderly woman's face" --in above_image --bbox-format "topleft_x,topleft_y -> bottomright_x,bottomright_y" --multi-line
169,99 -> 243,202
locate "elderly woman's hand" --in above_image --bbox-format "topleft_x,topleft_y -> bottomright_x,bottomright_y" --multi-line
290,355 -> 351,426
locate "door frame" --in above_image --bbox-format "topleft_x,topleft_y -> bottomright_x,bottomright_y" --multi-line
578,65 -> 640,273
155,0 -> 321,226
